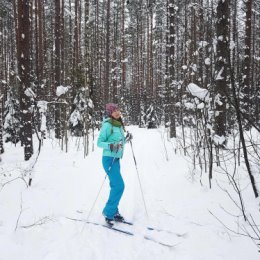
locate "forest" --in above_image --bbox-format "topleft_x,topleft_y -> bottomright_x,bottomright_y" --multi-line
0,0 -> 260,257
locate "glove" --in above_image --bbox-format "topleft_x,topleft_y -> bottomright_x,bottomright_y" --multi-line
109,143 -> 123,152
125,132 -> 133,143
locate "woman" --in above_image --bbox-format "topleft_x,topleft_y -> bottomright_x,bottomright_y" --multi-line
97,103 -> 132,226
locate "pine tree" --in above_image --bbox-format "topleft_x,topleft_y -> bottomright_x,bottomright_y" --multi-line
166,0 -> 177,137
16,0 -> 33,160
54,0 -> 61,139
214,0 -> 229,140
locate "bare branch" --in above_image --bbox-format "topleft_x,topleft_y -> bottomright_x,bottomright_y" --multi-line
15,194 -> 24,231
20,216 -> 54,229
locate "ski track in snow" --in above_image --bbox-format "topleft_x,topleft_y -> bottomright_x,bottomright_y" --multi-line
0,126 -> 259,260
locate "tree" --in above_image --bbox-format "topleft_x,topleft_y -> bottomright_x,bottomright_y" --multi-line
214,0 -> 229,140
16,0 -> 33,160
54,0 -> 61,139
105,0 -> 111,104
242,0 -> 252,123
35,0 -> 45,100
166,0 -> 177,138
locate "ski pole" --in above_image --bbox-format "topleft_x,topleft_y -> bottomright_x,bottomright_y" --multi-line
85,175 -> 107,222
129,139 -> 149,218
81,156 -> 117,233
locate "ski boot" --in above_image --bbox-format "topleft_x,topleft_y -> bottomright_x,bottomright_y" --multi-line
105,217 -> 114,227
114,212 -> 125,222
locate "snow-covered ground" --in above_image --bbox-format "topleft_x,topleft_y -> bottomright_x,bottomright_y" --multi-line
0,126 -> 259,260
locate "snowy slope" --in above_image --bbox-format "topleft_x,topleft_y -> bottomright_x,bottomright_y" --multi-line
0,126 -> 259,260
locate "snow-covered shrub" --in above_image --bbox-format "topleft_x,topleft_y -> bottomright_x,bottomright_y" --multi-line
4,92 -> 20,144
143,104 -> 158,129
69,88 -> 93,136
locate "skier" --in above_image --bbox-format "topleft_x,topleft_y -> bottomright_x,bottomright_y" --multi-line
97,103 -> 132,226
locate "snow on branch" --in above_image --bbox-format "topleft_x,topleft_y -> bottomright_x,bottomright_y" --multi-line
187,83 -> 210,102
24,88 -> 36,98
56,85 -> 70,97
37,101 -> 48,113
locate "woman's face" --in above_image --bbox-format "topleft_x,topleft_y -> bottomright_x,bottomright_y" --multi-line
111,109 -> 121,119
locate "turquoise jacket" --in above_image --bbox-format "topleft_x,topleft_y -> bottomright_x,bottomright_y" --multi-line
97,118 -> 126,159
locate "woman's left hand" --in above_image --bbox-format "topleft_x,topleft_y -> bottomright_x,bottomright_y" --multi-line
125,132 -> 133,143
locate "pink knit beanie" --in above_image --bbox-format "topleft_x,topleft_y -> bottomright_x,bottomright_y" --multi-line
105,103 -> 119,116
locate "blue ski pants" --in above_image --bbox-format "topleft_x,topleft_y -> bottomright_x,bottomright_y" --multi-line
102,156 -> 125,219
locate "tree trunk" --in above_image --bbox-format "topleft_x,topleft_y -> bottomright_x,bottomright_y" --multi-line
228,55 -> 259,198
214,0 -> 229,139
55,0 -> 61,139
242,0 -> 252,120
105,0 -> 111,104
37,0 -> 44,99
121,0 -> 126,99
168,0 -> 176,138
17,0 -> 33,160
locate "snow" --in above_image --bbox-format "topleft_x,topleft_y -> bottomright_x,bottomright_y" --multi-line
197,102 -> 205,109
218,35 -> 224,41
37,101 -> 48,133
0,127 -> 259,260
191,64 -> 197,72
37,101 -> 48,113
213,38 -> 218,53
40,114 -> 47,132
184,102 -> 195,110
69,109 -> 81,127
213,134 -> 226,145
24,88 -> 36,98
88,99 -> 94,109
205,57 -> 211,65
199,41 -> 208,48
56,85 -> 70,97
214,93 -> 223,106
216,67 -> 225,80
187,83 -> 210,102
230,40 -> 235,50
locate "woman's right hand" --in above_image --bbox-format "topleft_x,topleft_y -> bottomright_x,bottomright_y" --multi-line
109,143 -> 123,152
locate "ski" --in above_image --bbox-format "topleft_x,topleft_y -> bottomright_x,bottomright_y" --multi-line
105,222 -> 177,247
115,220 -> 133,226
114,219 -> 187,238
102,223 -> 134,236
144,235 -> 180,248
146,226 -> 187,238
76,211 -> 187,238
66,217 -> 177,248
